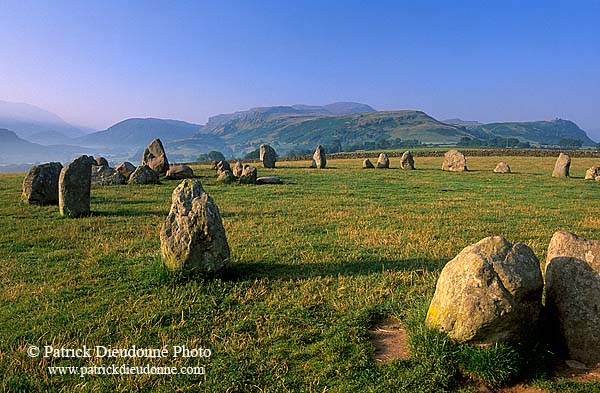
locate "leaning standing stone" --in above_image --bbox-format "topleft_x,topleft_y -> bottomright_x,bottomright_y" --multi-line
22,162 -> 63,205
552,153 -> 571,178
142,138 -> 169,175
128,165 -> 160,184
313,145 -> 327,169
160,179 -> 231,275
115,162 -> 136,179
544,231 -> 600,366
239,164 -> 257,184
426,236 -> 543,344
232,161 -> 244,178
442,150 -> 467,171
376,153 -> 390,168
584,166 -> 600,180
363,159 -> 374,169
494,162 -> 511,173
400,151 -> 415,170
260,144 -> 277,168
59,155 -> 95,217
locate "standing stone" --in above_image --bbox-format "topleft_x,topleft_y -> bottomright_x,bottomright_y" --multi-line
160,179 -> 231,275
22,162 -> 63,205
544,231 -> 600,366
166,164 -> 194,180
115,162 -> 136,179
95,157 -> 109,167
442,150 -> 467,171
142,138 -> 169,175
376,153 -> 390,168
494,162 -> 511,173
91,165 -> 126,185
313,145 -> 327,169
232,161 -> 244,178
260,144 -> 277,168
239,164 -> 257,184
552,153 -> 571,178
363,159 -> 375,169
400,151 -> 415,170
426,236 -> 543,344
59,155 -> 95,217
216,160 -> 231,174
584,166 -> 600,180
128,165 -> 160,184
217,170 -> 235,183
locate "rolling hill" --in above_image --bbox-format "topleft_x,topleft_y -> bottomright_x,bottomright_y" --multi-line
0,129 -> 88,165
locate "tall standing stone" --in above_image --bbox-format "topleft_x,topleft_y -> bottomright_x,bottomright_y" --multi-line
544,231 -> 600,366
426,236 -> 543,344
313,145 -> 327,169
552,153 -> 571,178
442,150 -> 467,171
22,162 -> 63,205
142,138 -> 169,175
376,153 -> 390,168
232,161 -> 244,178
160,179 -> 231,275
400,151 -> 415,170
59,155 -> 95,217
260,144 -> 277,168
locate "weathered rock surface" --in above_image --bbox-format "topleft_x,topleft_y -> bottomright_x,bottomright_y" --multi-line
260,144 -> 277,168
128,165 -> 160,184
59,155 -> 95,217
166,164 -> 194,180
217,170 -> 235,183
442,150 -> 467,171
160,179 -> 231,275
22,162 -> 63,205
426,236 -> 543,344
313,145 -> 326,169
91,165 -> 126,185
95,157 -> 109,167
216,160 -> 231,174
376,153 -> 390,168
400,151 -> 415,170
552,153 -> 571,178
142,138 -> 169,175
232,161 -> 244,178
363,159 -> 375,169
494,162 -> 511,173
239,164 -> 257,184
584,166 -> 600,180
544,231 -> 600,366
115,162 -> 136,179
256,176 -> 282,184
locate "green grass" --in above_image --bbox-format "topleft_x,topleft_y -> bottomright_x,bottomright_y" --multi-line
2,155 -> 600,392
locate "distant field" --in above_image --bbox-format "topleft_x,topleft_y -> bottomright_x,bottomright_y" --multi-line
2,155 -> 600,392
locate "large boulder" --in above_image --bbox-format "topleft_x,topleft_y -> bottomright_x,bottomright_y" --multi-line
59,155 -> 95,217
494,162 -> 511,173
442,150 -> 467,171
256,176 -> 282,185
260,144 -> 277,168
376,153 -> 390,169
95,156 -> 109,167
232,161 -> 244,178
128,165 -> 160,185
552,153 -> 571,178
544,231 -> 600,366
166,164 -> 194,180
400,151 -> 415,170
217,170 -> 235,184
363,159 -> 375,169
239,164 -> 257,184
22,162 -> 63,205
91,165 -> 126,185
584,166 -> 600,180
142,138 -> 169,175
115,162 -> 136,179
160,179 -> 231,275
426,236 -> 543,344
313,145 -> 327,169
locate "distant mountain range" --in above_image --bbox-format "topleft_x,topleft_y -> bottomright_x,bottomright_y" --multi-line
0,99 -> 597,169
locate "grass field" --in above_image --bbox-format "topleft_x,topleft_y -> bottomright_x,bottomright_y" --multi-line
2,155 -> 600,392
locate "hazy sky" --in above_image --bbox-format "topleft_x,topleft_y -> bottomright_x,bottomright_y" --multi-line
0,0 -> 598,132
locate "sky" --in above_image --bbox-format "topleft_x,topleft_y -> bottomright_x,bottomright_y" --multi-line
0,0 -> 599,134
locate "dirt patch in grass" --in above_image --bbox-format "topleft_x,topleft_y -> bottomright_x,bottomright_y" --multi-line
551,360 -> 600,383
369,317 -> 410,362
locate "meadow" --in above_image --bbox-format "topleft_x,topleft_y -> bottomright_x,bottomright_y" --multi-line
1,155 -> 600,392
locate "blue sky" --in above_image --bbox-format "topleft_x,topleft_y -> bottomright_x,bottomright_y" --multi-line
0,0 -> 598,134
